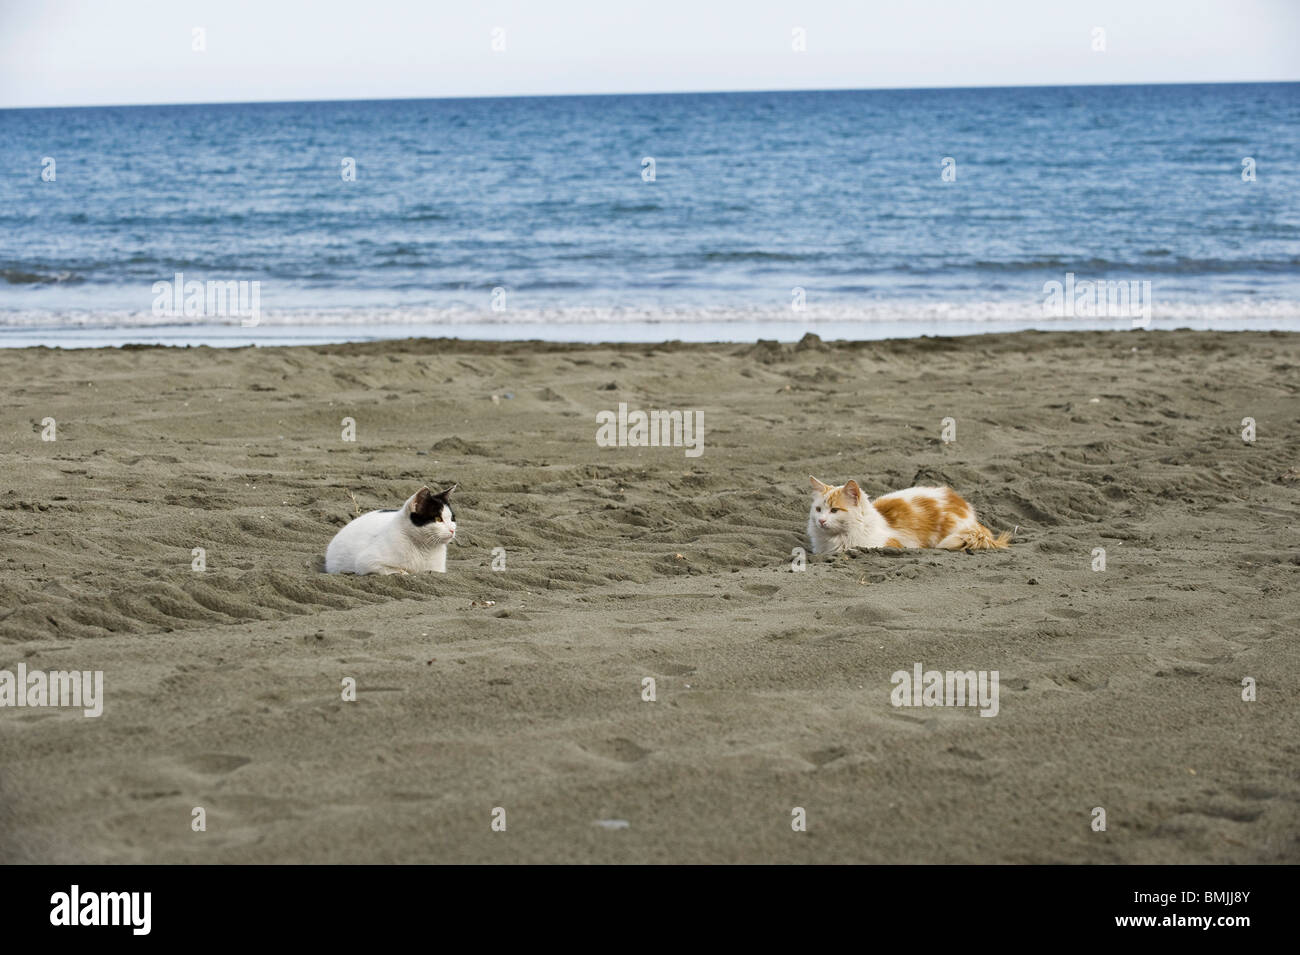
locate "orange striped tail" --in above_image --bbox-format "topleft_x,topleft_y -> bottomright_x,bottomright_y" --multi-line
961,523 -> 1013,550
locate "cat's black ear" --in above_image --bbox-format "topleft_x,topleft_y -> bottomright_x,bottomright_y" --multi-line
437,483 -> 458,498
410,486 -> 432,510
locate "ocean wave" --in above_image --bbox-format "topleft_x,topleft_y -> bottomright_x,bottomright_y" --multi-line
606,203 -> 663,214
969,256 -> 1300,274
1,268 -> 84,286
699,251 -> 814,263
7,252 -> 1299,288
3,299 -> 1299,331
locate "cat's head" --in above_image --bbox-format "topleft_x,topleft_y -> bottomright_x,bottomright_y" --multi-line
808,476 -> 867,535
404,484 -> 457,543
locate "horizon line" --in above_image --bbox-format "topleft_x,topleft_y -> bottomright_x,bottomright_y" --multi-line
4,77 -> 1298,112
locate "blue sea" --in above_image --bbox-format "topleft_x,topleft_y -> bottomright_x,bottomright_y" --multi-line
1,83 -> 1298,347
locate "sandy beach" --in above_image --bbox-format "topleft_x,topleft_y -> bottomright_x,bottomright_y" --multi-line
0,328 -> 1296,864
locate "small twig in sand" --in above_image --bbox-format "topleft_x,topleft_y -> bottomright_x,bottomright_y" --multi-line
346,490 -> 361,517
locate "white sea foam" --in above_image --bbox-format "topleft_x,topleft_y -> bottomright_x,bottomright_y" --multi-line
2,299 -> 1299,332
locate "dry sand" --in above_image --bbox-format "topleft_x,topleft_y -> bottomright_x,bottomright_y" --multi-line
0,329 -> 1297,863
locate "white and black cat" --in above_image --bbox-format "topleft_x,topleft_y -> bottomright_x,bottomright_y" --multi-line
325,485 -> 457,575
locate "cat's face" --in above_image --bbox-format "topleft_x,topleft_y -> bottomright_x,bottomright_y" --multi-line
808,476 -> 864,535
406,485 -> 457,543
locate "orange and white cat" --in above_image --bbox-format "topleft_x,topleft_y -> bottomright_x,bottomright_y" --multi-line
807,476 -> 1011,555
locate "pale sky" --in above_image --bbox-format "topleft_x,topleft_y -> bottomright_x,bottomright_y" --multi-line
1,0 -> 1297,108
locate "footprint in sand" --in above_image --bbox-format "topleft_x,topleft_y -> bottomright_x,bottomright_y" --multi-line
1191,804 -> 1264,824
1048,673 -> 1110,692
1047,608 -> 1088,620
656,662 -> 696,676
299,628 -> 373,646
179,754 -> 251,775
888,711 -> 931,727
1230,785 -> 1277,800
833,601 -> 902,625
806,745 -> 847,767
583,738 -> 652,763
